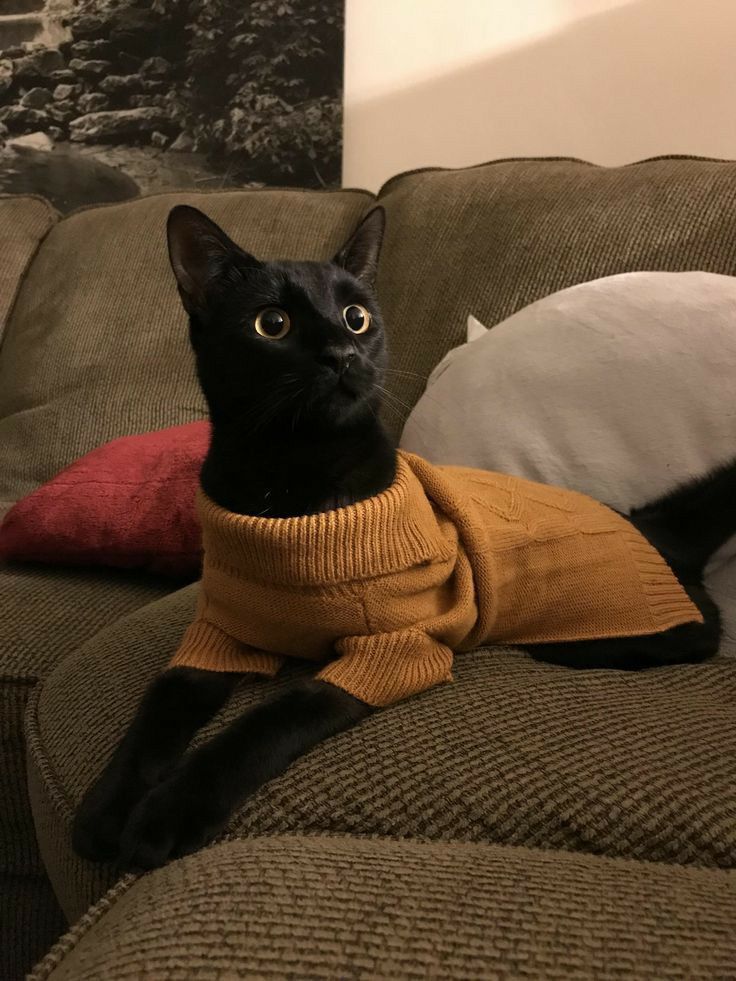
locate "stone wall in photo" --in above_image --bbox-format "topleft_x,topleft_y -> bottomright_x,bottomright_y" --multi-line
0,0 -> 344,211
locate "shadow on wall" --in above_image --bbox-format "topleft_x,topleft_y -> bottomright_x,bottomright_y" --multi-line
344,0 -> 736,190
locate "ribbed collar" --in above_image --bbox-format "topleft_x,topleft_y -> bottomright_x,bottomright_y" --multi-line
197,451 -> 454,585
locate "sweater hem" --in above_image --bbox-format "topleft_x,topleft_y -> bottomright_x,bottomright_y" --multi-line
623,530 -> 704,630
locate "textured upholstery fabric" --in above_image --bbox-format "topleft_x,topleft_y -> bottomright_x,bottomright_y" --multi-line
377,157 -> 736,437
0,188 -> 372,507
2,564 -> 172,872
27,583 -> 736,923
2,872 -> 66,981
29,836 -> 736,980
0,564 -> 176,686
0,194 -> 57,346
1,564 -> 172,975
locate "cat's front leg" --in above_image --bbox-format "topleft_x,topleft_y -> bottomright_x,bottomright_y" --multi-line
119,679 -> 373,870
72,667 -> 239,862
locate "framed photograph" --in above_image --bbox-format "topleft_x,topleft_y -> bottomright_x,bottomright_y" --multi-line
0,0 -> 344,211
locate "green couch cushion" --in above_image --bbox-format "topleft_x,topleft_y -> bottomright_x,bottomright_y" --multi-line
375,156 -> 736,435
0,188 -> 372,507
30,836 -> 736,980
27,585 -> 736,922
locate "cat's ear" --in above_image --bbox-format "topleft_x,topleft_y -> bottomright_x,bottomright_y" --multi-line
333,206 -> 385,286
167,205 -> 260,314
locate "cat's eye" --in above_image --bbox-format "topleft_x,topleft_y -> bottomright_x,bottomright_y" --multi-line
342,304 -> 371,334
254,307 -> 291,340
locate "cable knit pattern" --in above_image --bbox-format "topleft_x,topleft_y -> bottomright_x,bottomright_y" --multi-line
171,451 -> 702,705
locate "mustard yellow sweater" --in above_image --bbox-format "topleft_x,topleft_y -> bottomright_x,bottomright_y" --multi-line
171,451 -> 702,706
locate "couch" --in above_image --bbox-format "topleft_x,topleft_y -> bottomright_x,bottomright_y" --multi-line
2,157 -> 735,979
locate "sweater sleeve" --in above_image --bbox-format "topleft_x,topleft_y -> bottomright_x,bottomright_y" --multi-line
315,630 -> 454,707
170,617 -> 285,677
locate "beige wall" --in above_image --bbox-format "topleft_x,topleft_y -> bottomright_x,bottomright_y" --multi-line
343,0 -> 736,191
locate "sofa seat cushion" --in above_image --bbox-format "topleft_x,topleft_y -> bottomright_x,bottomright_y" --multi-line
29,836 -> 736,981
26,585 -> 736,922
1,564 -> 176,688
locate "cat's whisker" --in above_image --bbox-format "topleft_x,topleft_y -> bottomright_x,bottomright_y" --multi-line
238,376 -> 303,433
253,395 -> 299,434
375,384 -> 415,416
379,381 -> 446,428
376,396 -> 404,420
290,388 -> 307,433
383,368 -> 426,381
376,394 -> 406,419
383,370 -> 449,409
245,381 -> 303,436
375,384 -> 438,445
365,400 -> 384,428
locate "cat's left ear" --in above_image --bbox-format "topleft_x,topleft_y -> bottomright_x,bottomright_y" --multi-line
333,206 -> 385,286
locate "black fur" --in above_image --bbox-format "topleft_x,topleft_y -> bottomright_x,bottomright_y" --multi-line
117,680 -> 370,869
629,458 -> 736,579
73,667 -> 239,861
169,204 -> 395,518
74,205 -> 390,869
72,205 -> 733,870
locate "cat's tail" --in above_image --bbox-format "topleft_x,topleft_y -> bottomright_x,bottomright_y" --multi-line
628,459 -> 736,579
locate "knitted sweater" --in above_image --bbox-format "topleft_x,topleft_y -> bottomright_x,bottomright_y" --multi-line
171,451 -> 702,706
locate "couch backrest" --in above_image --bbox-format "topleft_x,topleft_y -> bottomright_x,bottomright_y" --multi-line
0,195 -> 57,346
4,156 -> 736,501
0,189 -> 372,506
376,156 -> 736,435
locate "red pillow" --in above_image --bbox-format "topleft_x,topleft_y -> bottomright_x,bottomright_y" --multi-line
0,421 -> 210,578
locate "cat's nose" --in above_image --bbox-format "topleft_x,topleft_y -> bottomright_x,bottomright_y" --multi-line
319,349 -> 355,375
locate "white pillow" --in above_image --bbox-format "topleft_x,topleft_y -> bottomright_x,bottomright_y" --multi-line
400,271 -> 736,655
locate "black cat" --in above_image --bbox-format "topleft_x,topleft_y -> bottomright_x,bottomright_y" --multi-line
72,205 -> 735,871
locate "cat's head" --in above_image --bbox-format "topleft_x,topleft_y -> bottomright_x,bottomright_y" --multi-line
166,204 -> 387,434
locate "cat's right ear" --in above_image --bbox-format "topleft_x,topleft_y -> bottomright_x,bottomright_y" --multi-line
167,205 -> 260,314
333,206 -> 385,286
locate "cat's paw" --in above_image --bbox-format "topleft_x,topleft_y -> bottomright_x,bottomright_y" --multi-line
72,760 -> 157,862
119,778 -> 230,871
72,784 -> 131,862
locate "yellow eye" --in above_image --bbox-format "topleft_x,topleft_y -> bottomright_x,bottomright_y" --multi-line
254,307 -> 291,339
343,304 -> 371,334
